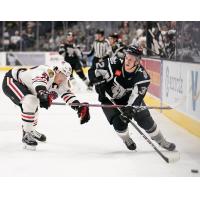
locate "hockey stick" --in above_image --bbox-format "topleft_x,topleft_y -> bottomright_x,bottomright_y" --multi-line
52,102 -> 172,110
108,98 -> 180,163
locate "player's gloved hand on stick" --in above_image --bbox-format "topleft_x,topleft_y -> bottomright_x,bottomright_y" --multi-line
37,90 -> 53,109
77,102 -> 90,124
95,83 -> 109,103
120,106 -> 136,122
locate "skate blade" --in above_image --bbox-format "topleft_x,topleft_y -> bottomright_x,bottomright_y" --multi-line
87,88 -> 93,92
23,144 -> 37,151
38,140 -> 46,143
34,138 -> 46,143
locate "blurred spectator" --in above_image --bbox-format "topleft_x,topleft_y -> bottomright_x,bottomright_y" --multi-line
2,31 -> 10,51
119,21 -> 132,46
26,27 -> 36,49
55,30 -> 65,46
1,21 -> 200,63
48,34 -> 56,50
145,21 -> 176,59
41,37 -> 50,51
10,31 -> 21,51
131,28 -> 147,55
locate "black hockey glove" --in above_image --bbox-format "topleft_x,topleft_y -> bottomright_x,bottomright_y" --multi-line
77,102 -> 90,124
95,83 -> 109,103
37,90 -> 53,109
120,106 -> 136,122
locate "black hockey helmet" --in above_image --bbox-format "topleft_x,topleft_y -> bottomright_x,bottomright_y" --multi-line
109,32 -> 118,40
96,29 -> 104,36
126,45 -> 143,57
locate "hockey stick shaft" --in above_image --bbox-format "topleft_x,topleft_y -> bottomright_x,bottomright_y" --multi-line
52,102 -> 172,110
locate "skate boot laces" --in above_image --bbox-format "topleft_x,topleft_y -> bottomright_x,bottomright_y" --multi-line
22,132 -> 37,145
32,130 -> 42,139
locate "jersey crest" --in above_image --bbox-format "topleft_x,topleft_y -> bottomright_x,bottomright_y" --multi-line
47,69 -> 55,78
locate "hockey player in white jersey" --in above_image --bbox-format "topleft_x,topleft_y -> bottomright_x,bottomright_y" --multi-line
2,61 -> 90,150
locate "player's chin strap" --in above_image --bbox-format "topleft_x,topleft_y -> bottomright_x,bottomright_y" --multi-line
106,95 -> 180,164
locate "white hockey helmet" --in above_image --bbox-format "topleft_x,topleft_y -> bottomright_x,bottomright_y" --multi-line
55,61 -> 72,77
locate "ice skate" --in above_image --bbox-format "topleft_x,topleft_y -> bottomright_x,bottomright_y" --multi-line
22,132 -> 38,151
117,129 -> 137,151
32,130 -> 46,142
123,137 -> 137,150
23,128 -> 46,142
151,132 -> 176,151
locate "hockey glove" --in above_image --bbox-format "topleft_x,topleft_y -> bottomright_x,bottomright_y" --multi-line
95,69 -> 110,80
95,83 -> 109,103
120,106 -> 136,123
77,102 -> 90,124
37,90 -> 53,109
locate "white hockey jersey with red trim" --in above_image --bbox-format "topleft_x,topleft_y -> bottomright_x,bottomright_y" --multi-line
11,65 -> 78,104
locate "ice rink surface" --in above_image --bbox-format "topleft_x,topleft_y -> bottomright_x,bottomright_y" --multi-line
0,72 -> 200,177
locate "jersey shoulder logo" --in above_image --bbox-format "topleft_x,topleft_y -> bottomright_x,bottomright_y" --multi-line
110,56 -> 117,64
115,70 -> 121,77
139,86 -> 147,95
49,91 -> 58,100
143,70 -> 148,79
47,69 -> 55,78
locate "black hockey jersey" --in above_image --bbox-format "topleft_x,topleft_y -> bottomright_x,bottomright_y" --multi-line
111,43 -> 126,59
88,57 -> 151,106
58,43 -> 82,67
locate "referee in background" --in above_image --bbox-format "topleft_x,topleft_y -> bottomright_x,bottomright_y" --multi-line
87,29 -> 112,66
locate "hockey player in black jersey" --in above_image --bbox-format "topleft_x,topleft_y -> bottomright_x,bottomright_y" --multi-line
108,32 -> 126,59
87,29 -> 112,90
88,45 -> 176,151
58,32 -> 92,90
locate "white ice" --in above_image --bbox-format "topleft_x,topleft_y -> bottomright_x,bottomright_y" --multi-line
0,72 -> 200,177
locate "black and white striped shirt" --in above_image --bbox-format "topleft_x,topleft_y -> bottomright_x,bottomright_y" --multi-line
88,39 -> 112,59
